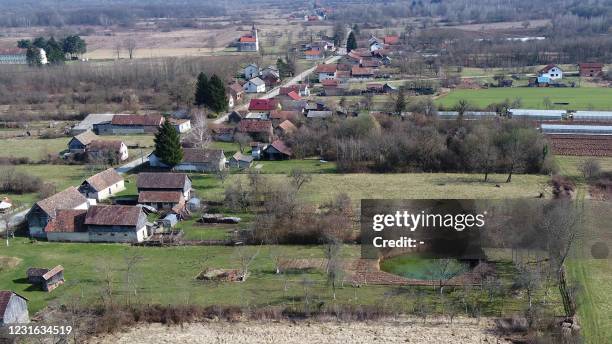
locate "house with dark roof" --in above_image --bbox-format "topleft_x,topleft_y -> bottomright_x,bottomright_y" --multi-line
138,190 -> 185,211
79,168 -> 125,201
26,187 -> 90,239
85,140 -> 129,162
229,82 -> 245,102
149,148 -> 226,172
263,140 -> 292,160
351,66 -> 374,78
86,205 -> 149,243
228,152 -> 254,169
68,130 -> 98,152
137,173 -> 192,200
0,291 -> 29,325
237,120 -> 274,142
211,125 -> 235,142
270,110 -> 300,124
94,114 -> 165,135
26,265 -> 64,292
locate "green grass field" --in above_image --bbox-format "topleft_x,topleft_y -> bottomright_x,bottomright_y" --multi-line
0,136 -> 155,160
436,87 -> 612,110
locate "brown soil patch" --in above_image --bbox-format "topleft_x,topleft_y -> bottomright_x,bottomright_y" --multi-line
0,256 -> 22,271
87,318 -> 511,344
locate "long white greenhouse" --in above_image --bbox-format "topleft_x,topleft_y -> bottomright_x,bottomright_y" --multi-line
541,124 -> 612,135
437,111 -> 498,119
509,109 -> 565,121
572,111 -> 612,122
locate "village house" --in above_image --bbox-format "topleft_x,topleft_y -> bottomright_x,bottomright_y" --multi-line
44,209 -> 89,242
237,120 -> 274,142
26,265 -> 65,292
304,50 -> 324,60
243,77 -> 266,93
137,173 -> 192,200
261,73 -> 281,88
68,130 -> 98,152
85,140 -> 129,162
249,98 -> 281,112
384,35 -> 400,45
94,114 -> 165,135
307,110 -> 334,119
0,291 -> 29,325
280,84 -> 310,97
228,110 -> 247,124
138,190 -> 185,212
270,110 -> 300,124
228,82 -> 245,103
245,112 -> 270,121
71,113 -> 118,135
322,79 -> 344,96
538,64 -> 563,80
0,47 -> 47,65
211,125 -> 235,142
26,186 -> 90,239
263,140 -> 292,160
86,205 -> 149,243
78,168 -> 125,201
351,66 -> 374,78
579,63 -> 604,77
261,66 -> 280,79
237,25 -> 259,52
243,64 -> 260,79
169,118 -> 192,133
149,148 -> 226,172
316,64 -> 337,81
277,120 -> 298,136
228,152 -> 254,169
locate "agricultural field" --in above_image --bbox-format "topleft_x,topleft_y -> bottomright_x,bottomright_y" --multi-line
0,135 -> 155,160
436,87 -> 612,110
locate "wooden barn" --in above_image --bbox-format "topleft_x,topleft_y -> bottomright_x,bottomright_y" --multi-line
0,291 -> 29,325
26,265 -> 65,292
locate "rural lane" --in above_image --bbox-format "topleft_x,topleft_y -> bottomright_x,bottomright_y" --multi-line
213,55 -> 342,124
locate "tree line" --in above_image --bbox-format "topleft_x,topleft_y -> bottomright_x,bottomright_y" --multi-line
285,114 -> 555,181
17,35 -> 87,65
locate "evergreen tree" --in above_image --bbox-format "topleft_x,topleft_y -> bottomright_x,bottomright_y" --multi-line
26,47 -> 42,66
194,72 -> 210,106
208,74 -> 228,113
45,37 -> 65,64
154,119 -> 183,167
346,32 -> 357,52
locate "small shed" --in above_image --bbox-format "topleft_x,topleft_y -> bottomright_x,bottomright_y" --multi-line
0,291 -> 29,325
229,152 -> 254,169
160,214 -> 179,228
26,265 -> 65,292
187,198 -> 201,212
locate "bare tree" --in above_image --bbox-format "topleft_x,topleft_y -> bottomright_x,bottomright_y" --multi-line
114,41 -> 121,59
578,158 -> 601,180
426,259 -> 467,295
235,246 -> 260,281
234,133 -> 251,153
183,110 -> 211,148
323,238 -> 344,300
123,251 -> 144,306
216,168 -> 229,185
125,37 -> 136,59
289,168 -> 312,192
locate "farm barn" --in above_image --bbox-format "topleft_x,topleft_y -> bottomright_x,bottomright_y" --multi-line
26,265 -> 65,292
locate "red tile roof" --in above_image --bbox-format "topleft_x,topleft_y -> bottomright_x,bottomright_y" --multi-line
315,64 -> 337,73
44,209 -> 88,233
321,79 -> 339,87
0,48 -> 26,55
229,82 -> 244,95
351,66 -> 374,76
238,120 -> 273,133
279,84 -> 308,95
287,91 -> 301,100
239,36 -> 257,43
539,64 -> 558,73
85,205 -> 143,227
248,98 -> 279,111
579,63 -> 604,69
278,120 -> 297,133
304,50 -> 322,56
138,191 -> 183,203
111,114 -> 164,126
